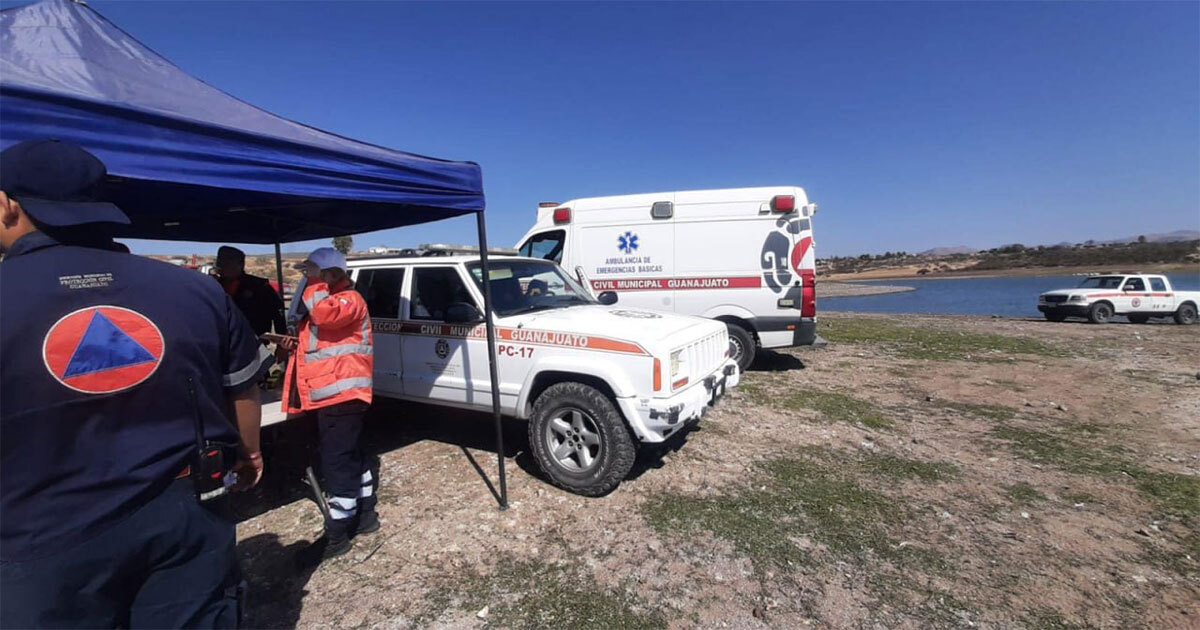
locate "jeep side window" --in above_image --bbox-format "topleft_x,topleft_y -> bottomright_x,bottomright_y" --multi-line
1149,277 -> 1167,292
357,268 -> 405,319
1123,277 -> 1145,292
519,230 -> 566,263
411,267 -> 476,321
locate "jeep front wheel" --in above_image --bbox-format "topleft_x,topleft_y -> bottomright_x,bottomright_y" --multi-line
528,382 -> 636,497
1087,302 -> 1113,324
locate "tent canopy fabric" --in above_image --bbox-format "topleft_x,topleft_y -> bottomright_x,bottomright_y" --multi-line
0,0 -> 484,243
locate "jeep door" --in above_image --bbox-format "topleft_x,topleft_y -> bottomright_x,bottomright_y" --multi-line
354,267 -> 405,396
402,265 -> 478,404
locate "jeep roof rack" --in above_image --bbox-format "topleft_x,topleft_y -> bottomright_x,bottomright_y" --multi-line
347,243 -> 519,261
418,243 -> 519,257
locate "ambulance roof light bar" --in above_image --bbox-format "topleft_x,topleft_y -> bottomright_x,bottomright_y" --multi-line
538,201 -> 561,208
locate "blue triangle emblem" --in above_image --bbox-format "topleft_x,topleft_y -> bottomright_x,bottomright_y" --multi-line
62,311 -> 157,378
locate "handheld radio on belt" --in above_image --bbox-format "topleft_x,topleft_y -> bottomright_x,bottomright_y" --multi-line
185,376 -> 239,501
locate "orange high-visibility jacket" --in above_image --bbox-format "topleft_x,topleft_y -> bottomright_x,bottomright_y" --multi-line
283,279 -> 373,413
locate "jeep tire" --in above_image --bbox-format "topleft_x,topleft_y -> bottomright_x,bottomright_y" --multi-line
1175,303 -> 1198,325
1087,302 -> 1113,324
726,323 -> 757,372
528,382 -> 636,497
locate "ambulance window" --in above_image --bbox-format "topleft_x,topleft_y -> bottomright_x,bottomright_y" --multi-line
410,267 -> 476,321
1149,277 -> 1167,292
519,230 -> 565,263
357,268 -> 405,319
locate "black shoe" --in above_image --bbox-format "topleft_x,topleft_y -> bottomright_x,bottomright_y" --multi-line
296,531 -> 352,567
357,510 -> 380,536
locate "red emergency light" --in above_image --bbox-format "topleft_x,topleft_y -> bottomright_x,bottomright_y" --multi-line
553,207 -> 571,224
800,269 -> 816,318
771,195 -> 796,213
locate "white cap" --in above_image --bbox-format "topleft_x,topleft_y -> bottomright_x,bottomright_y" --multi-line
304,247 -> 347,271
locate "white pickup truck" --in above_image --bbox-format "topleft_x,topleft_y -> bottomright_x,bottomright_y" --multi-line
1038,274 -> 1199,325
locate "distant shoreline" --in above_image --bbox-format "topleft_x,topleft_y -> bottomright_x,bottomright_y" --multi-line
820,282 -> 916,297
823,262 -> 1200,282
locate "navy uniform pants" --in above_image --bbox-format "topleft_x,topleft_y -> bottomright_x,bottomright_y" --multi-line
316,400 -> 377,534
0,478 -> 241,629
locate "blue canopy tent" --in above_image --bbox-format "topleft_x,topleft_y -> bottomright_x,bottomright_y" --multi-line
1,0 -> 508,507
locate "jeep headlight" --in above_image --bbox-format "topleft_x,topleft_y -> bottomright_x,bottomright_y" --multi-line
1069,295 -> 1085,302
670,350 -> 683,377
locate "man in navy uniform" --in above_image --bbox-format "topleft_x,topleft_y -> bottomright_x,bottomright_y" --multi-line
213,245 -> 287,339
0,139 -> 272,628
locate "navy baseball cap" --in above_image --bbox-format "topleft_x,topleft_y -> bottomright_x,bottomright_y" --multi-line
0,139 -> 130,227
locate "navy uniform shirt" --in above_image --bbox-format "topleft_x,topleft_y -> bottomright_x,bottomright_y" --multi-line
0,232 -> 272,562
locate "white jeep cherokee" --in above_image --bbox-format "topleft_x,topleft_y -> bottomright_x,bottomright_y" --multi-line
345,249 -> 739,496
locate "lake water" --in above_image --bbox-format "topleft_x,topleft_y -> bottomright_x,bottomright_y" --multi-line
820,272 -> 1200,317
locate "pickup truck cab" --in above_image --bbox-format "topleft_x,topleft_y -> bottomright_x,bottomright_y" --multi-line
1038,274 -> 1199,325
345,246 -> 740,496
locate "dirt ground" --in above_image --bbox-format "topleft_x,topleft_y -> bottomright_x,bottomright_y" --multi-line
233,313 -> 1199,629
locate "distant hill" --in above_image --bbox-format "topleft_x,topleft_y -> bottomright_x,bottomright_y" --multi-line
1101,230 -> 1200,244
918,246 -> 978,257
820,238 -> 1199,277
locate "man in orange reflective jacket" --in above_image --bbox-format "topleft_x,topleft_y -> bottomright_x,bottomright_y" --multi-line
280,247 -> 377,563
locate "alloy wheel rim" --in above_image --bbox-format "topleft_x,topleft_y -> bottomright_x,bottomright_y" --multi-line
545,408 -> 602,473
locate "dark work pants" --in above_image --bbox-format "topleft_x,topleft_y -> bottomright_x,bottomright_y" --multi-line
316,400 -> 376,534
0,479 -> 241,629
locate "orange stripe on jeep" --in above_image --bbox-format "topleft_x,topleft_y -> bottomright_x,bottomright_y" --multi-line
380,320 -> 648,355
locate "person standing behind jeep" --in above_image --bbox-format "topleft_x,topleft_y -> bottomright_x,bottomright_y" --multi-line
214,245 -> 286,339
279,247 -> 377,564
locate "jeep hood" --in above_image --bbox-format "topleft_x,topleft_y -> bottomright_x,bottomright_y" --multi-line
502,306 -> 724,354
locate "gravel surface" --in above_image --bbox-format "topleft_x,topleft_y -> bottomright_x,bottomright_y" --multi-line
233,313 -> 1199,629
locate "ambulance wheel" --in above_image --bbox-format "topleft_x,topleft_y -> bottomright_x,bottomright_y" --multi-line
529,382 -> 636,497
1175,303 -> 1198,325
1087,302 -> 1113,324
1127,314 -> 1150,324
726,324 -> 756,372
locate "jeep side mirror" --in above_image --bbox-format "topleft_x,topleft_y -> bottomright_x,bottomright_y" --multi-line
445,302 -> 484,324
597,291 -> 618,305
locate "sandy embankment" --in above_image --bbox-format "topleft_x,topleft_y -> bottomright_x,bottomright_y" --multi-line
820,280 -> 915,297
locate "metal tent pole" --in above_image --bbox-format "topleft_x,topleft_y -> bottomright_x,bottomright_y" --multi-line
274,242 -> 285,299
475,210 -> 508,510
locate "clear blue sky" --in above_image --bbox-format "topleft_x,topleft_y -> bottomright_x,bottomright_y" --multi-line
54,2 -> 1200,256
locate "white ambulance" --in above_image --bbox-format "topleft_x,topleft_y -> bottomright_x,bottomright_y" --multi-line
515,187 -> 819,370
343,248 -> 739,496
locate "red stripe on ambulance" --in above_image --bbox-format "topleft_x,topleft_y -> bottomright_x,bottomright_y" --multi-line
590,276 -> 762,292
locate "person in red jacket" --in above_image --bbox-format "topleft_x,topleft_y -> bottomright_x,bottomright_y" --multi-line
279,247 -> 377,563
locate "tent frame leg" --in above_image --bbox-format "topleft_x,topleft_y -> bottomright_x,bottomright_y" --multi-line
274,242 -> 285,299
475,210 -> 509,510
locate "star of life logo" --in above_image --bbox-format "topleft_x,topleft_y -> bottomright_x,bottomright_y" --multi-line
617,231 -> 639,255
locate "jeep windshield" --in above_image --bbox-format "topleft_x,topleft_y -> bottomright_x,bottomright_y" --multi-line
467,260 -> 595,317
1076,276 -> 1124,289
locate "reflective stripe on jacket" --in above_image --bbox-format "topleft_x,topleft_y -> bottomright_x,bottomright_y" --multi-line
282,279 -> 373,413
